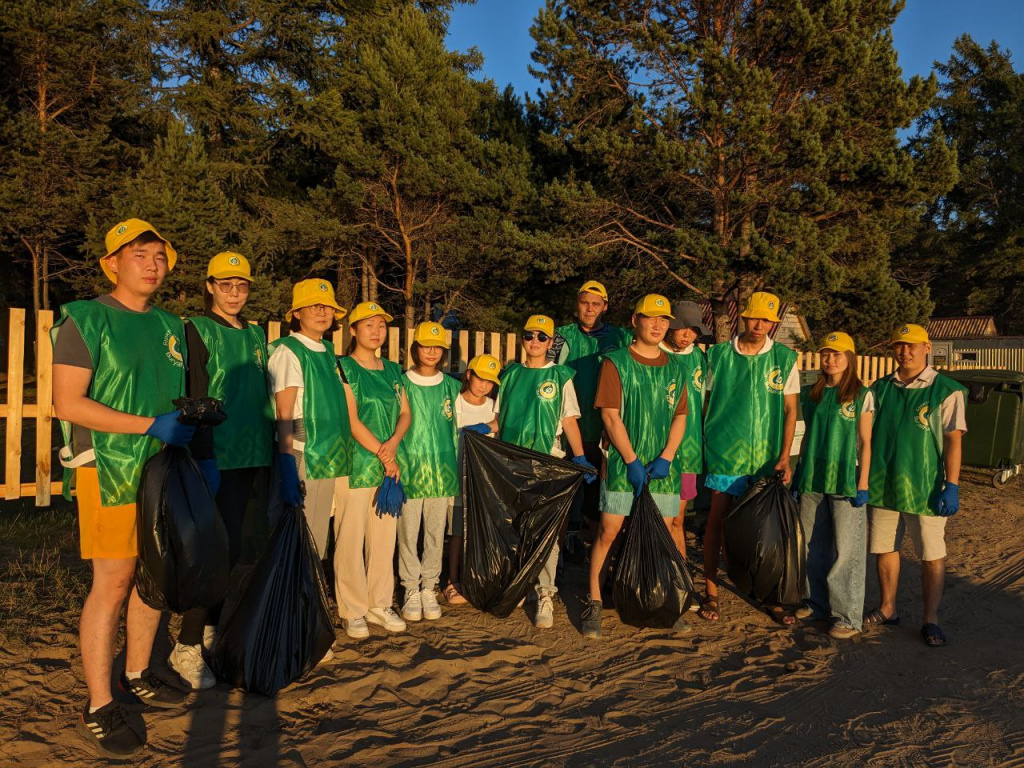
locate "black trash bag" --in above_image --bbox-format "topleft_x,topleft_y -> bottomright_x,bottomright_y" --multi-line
612,486 -> 697,628
722,473 -> 806,607
135,397 -> 229,612
213,502 -> 335,696
461,431 -> 586,618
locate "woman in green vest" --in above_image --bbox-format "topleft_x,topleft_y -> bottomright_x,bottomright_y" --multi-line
170,252 -> 275,690
336,302 -> 411,639
397,321 -> 459,623
793,332 -> 873,640
497,314 -> 595,630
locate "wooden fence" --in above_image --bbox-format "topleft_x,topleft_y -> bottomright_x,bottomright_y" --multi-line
0,308 -> 983,507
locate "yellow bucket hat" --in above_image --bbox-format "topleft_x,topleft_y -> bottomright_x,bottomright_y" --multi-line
740,291 -> 782,323
633,294 -> 674,318
578,280 -> 609,301
286,279 -> 346,321
101,219 -> 177,284
890,323 -> 929,345
524,315 -> 555,334
413,321 -> 450,348
348,301 -> 394,325
468,354 -> 501,384
207,251 -> 252,281
818,331 -> 856,355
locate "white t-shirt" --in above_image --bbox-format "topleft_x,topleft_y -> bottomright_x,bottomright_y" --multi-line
406,370 -> 444,387
267,332 -> 342,450
704,335 -> 801,396
493,362 -> 581,457
455,393 -> 497,430
881,366 -> 968,433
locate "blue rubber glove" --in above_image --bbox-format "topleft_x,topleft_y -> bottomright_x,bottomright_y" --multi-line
376,476 -> 407,518
937,482 -> 959,516
626,459 -> 647,497
572,455 -> 597,484
849,489 -> 869,508
278,453 -> 304,508
198,459 -> 221,497
645,457 -> 671,481
145,411 -> 197,447
461,423 -> 492,435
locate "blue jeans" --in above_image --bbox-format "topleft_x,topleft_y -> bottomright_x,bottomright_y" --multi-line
798,492 -> 867,631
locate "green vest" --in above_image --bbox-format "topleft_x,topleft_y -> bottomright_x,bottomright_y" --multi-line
399,373 -> 460,498
704,340 -> 798,477
54,300 -> 185,506
667,346 -> 707,474
497,363 -> 575,454
797,385 -> 867,497
339,357 -> 405,489
556,322 -> 632,443
188,316 -> 273,470
604,347 -> 687,495
271,335 -> 351,480
869,373 -> 966,515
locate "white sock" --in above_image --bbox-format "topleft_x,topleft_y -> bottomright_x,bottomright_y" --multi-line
125,670 -> 143,680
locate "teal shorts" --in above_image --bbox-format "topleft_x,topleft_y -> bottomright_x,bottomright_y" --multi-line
705,473 -> 751,497
601,483 -> 679,518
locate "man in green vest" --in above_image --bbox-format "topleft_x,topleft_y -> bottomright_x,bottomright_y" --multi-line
53,219 -> 192,758
553,280 -> 632,552
699,291 -> 799,625
865,324 -> 967,648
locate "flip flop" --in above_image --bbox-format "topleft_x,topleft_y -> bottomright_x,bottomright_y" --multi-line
921,623 -> 947,647
765,605 -> 797,627
863,608 -> 900,626
698,597 -> 720,622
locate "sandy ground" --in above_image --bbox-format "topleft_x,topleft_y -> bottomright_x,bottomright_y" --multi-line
2,470 -> 1023,767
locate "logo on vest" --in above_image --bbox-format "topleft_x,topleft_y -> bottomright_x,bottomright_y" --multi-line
253,344 -> 265,370
693,367 -> 703,392
538,380 -> 558,400
442,396 -> 453,420
393,381 -> 403,402
765,366 -> 785,393
915,403 -> 931,430
164,331 -> 184,368
666,381 -> 677,408
839,401 -> 857,421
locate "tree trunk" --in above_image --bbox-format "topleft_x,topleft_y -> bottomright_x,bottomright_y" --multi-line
711,294 -> 732,344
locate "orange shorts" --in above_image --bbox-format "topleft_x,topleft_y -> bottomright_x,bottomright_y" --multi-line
76,467 -> 138,560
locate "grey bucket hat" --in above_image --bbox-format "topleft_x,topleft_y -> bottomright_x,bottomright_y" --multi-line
668,301 -> 710,335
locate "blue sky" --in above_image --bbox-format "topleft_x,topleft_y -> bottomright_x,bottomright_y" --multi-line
447,0 -> 1024,98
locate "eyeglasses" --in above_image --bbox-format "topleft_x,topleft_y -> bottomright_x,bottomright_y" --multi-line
522,331 -> 550,342
303,304 -> 334,315
212,280 -> 250,295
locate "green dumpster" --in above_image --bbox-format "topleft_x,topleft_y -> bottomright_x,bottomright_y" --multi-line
947,370 -> 1024,488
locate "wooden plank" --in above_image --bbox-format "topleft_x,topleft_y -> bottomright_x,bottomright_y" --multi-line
35,311 -> 54,506
0,480 -> 65,497
404,327 -> 414,370
489,332 -> 501,360
267,321 -> 281,343
388,327 -> 400,364
474,331 -> 486,359
4,308 -> 26,500
505,333 -> 516,366
458,331 -> 469,372
445,330 -> 454,371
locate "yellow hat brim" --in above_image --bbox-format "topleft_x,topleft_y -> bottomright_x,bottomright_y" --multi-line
740,310 -> 781,323
208,269 -> 253,281
349,309 -> 394,325
286,301 -> 346,322
416,338 -> 450,349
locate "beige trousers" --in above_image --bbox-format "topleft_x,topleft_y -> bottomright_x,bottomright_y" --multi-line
333,485 -> 398,619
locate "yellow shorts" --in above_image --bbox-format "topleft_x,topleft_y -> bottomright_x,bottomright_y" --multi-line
76,467 -> 138,560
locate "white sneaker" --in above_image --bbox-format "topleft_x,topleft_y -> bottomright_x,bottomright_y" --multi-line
169,643 -> 217,690
365,607 -> 407,633
343,617 -> 369,639
202,625 -> 220,655
420,589 -> 442,620
535,596 -> 554,629
402,591 -> 423,622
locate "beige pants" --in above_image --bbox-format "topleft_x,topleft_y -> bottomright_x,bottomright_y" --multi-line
296,453 -> 347,558
333,485 -> 397,619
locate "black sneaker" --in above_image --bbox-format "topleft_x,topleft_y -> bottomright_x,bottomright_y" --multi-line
581,597 -> 603,639
119,669 -> 188,709
76,701 -> 144,758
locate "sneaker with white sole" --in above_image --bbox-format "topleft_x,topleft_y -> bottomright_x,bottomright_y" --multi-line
169,643 -> 217,690
420,589 -> 442,620
365,607 -> 407,633
535,595 -> 554,629
77,701 -> 144,758
343,617 -> 369,639
402,591 -> 423,622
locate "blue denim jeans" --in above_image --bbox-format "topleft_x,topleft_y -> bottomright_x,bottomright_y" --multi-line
798,492 -> 867,631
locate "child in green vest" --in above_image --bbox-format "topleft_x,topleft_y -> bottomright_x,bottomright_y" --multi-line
582,294 -> 690,639
793,332 -> 873,639
865,324 -> 966,648
397,322 -> 460,623
53,219 -> 191,757
172,251 -> 275,689
700,291 -> 799,625
444,354 -> 501,606
497,315 -> 595,629
661,300 -> 710,559
337,303 -> 411,639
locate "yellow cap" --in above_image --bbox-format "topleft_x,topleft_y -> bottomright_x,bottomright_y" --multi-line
286,279 -> 346,321
524,315 -> 555,334
348,301 -> 394,325
578,280 -> 608,301
468,354 -> 501,384
207,251 -> 252,281
890,323 -> 929,345
818,331 -> 856,355
101,219 -> 177,283
633,294 -> 674,318
740,291 -> 782,323
413,321 -> 449,348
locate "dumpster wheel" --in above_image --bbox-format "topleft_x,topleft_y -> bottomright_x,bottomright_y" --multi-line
991,468 -> 1020,489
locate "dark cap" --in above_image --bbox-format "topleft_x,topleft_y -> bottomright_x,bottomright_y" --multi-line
668,301 -> 710,335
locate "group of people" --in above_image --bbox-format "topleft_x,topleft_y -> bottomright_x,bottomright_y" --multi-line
52,219 -> 967,758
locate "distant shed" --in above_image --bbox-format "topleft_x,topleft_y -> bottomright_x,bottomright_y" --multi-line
927,316 -> 1024,372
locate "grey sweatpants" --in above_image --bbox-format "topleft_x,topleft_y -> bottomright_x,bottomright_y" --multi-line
398,496 -> 452,596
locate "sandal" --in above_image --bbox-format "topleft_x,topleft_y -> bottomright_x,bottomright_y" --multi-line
921,623 -> 947,647
443,583 -> 468,605
765,605 -> 797,627
698,597 -> 720,622
863,608 -> 900,626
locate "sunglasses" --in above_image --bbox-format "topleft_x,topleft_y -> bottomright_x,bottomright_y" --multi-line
212,280 -> 250,295
522,331 -> 550,342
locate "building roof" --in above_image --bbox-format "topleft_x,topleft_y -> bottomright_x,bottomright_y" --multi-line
927,316 -> 998,340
